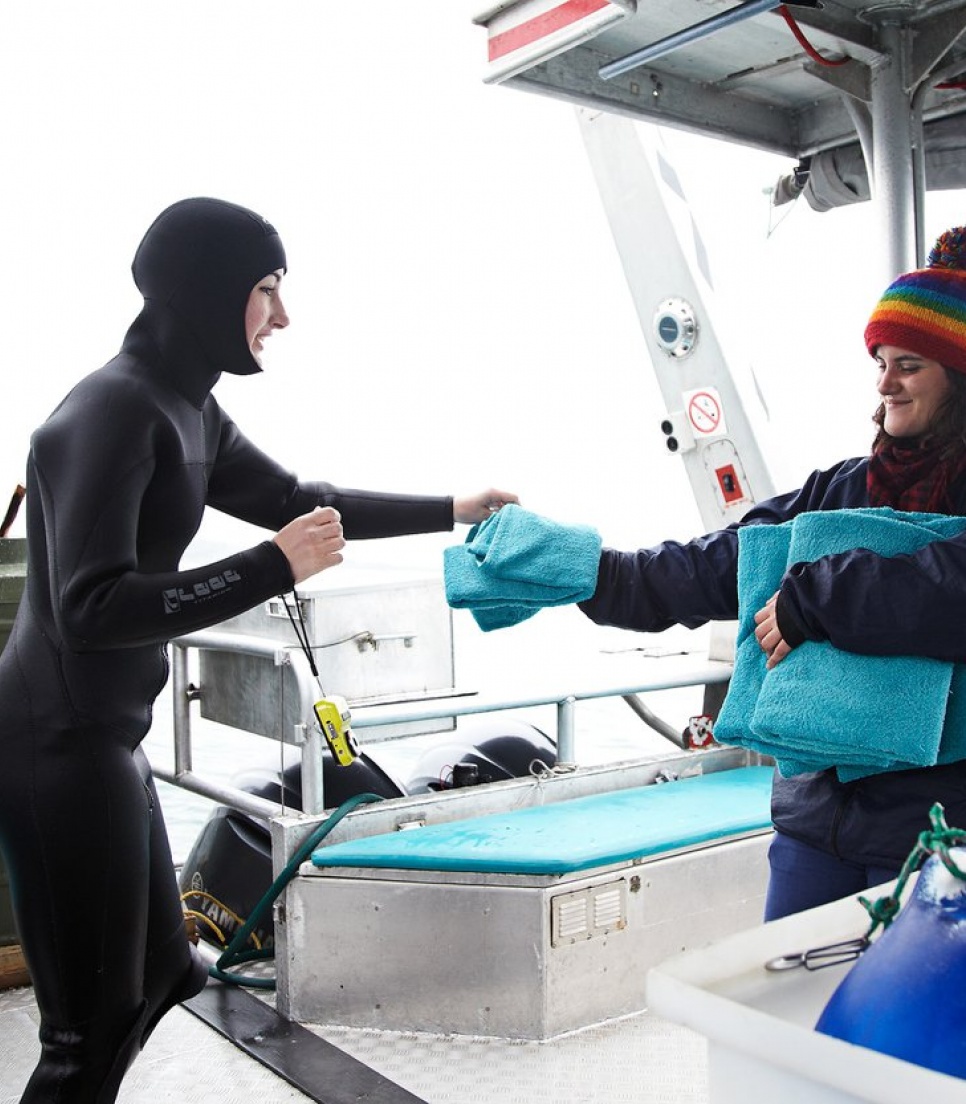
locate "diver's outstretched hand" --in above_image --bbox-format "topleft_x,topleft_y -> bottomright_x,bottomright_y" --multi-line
274,506 -> 345,584
453,489 -> 520,525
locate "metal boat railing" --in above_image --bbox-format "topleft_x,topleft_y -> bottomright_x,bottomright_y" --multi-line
153,629 -> 735,819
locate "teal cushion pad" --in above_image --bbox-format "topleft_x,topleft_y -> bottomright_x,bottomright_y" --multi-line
310,765 -> 774,875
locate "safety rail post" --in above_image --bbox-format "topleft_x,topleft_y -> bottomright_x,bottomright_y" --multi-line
171,638 -> 194,776
162,631 -> 328,819
556,695 -> 577,767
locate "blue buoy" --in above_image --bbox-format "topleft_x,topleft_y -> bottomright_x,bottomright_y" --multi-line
815,847 -> 966,1079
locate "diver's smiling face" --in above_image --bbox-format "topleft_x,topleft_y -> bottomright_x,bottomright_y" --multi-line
245,269 -> 289,364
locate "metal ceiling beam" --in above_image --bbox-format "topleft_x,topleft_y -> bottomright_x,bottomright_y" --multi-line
598,0 -> 782,80
509,42 -> 867,157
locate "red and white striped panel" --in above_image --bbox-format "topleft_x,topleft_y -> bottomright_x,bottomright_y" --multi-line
475,0 -> 634,84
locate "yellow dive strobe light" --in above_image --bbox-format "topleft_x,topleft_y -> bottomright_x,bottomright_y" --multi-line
313,694 -> 359,767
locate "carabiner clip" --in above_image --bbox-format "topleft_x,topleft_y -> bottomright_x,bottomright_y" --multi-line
765,936 -> 869,972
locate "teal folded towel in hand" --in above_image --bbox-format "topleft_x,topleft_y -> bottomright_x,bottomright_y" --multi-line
714,508 -> 966,780
712,523 -> 795,765
443,504 -> 602,631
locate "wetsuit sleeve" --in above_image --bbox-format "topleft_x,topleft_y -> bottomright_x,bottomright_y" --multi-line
33,474 -> 294,653
30,394 -> 295,651
30,384 -> 448,652
206,414 -> 455,538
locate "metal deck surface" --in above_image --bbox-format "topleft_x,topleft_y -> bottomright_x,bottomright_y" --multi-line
0,980 -> 709,1103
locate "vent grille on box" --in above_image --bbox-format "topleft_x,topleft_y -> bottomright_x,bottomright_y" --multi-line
551,881 -> 626,946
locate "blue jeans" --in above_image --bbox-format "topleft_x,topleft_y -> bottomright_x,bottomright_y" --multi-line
764,831 -> 901,921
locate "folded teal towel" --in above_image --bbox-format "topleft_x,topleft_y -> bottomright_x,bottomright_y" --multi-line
715,508 -> 966,780
713,523 -> 794,765
443,503 -> 602,631
937,667 -> 966,771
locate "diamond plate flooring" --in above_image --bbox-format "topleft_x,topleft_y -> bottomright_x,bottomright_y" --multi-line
1,982 -> 709,1103
0,986 -> 315,1104
312,1015 -> 709,1104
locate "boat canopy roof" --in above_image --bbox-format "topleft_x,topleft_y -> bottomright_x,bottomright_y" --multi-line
473,1 -> 966,268
474,1 -> 966,158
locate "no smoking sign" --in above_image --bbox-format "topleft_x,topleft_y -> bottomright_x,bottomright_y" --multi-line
684,386 -> 728,438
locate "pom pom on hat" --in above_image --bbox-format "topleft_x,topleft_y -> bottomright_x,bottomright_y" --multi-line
865,226 -> 966,374
928,225 -> 966,269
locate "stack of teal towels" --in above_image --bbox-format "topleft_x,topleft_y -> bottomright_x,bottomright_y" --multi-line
715,507 -> 966,780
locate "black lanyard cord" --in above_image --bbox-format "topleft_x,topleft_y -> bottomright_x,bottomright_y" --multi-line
280,589 -> 323,688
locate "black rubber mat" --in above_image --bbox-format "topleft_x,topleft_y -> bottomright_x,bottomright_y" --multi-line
183,982 -> 428,1104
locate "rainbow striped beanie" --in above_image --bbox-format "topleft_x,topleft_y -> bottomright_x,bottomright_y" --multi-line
865,227 -> 966,374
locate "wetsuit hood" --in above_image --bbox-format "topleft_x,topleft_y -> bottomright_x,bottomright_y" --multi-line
127,197 -> 287,400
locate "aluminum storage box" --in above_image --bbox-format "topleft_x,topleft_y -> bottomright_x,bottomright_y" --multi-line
279,767 -> 775,1039
284,834 -> 771,1039
199,573 -> 456,742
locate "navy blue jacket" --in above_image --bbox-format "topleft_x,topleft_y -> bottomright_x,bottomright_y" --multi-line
579,457 -> 966,867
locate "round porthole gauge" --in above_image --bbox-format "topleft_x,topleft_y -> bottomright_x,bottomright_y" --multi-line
653,298 -> 697,358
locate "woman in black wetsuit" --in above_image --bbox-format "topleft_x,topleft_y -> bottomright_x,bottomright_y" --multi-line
0,196 -> 516,1102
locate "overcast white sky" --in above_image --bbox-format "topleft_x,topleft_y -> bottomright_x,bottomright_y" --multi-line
3,1 -> 965,567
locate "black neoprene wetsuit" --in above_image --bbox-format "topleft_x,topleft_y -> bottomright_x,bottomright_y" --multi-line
0,198 -> 455,1102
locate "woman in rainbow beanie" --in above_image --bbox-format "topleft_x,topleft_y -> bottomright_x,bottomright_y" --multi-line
579,226 -> 966,920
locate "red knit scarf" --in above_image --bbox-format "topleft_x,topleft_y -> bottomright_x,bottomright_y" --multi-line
867,440 -> 966,513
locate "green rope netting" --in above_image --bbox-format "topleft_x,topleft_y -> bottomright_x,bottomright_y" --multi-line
858,802 -> 966,938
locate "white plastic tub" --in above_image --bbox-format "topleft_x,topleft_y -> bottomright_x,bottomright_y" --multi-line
646,883 -> 966,1103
